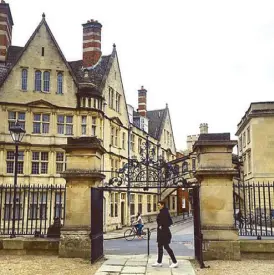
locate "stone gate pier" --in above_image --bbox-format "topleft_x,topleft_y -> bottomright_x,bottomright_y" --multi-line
59,137 -> 105,258
193,133 -> 240,260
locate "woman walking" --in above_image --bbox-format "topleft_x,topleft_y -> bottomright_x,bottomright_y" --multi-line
152,200 -> 178,268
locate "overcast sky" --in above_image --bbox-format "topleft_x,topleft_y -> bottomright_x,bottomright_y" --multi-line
7,0 -> 274,150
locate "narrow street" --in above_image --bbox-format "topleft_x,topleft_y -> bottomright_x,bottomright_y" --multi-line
104,220 -> 194,256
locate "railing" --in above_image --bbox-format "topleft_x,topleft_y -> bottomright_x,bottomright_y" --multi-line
0,184 -> 66,236
233,181 -> 274,237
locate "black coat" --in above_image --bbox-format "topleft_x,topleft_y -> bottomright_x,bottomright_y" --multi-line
156,207 -> 173,245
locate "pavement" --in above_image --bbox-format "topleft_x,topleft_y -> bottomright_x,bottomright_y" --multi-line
95,254 -> 196,275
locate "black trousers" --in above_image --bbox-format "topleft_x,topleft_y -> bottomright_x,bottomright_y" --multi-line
157,243 -> 177,264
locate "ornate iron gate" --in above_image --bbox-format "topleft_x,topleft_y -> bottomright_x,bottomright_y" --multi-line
91,136 -> 205,268
90,188 -> 104,263
193,186 -> 205,268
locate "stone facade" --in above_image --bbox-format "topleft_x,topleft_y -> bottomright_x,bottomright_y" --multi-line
236,102 -> 274,182
0,4 -> 177,233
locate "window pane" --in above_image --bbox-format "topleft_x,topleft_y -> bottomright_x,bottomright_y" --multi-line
56,152 -> 64,161
41,152 -> 48,161
57,115 -> 64,123
42,123 -> 49,133
32,152 -> 39,160
82,116 -> 87,124
18,112 -> 25,121
21,69 -> 28,91
6,161 -> 14,173
66,116 -> 73,123
8,111 -> 16,120
57,125 -> 64,134
57,73 -> 63,94
35,71 -> 42,91
33,122 -> 41,133
42,114 -> 50,122
66,125 -> 73,135
31,163 -> 39,174
33,114 -> 41,121
41,162 -> 48,174
43,71 -> 50,92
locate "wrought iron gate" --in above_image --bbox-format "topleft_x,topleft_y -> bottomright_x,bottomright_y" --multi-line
193,186 -> 205,268
90,188 -> 104,263
91,136 -> 205,268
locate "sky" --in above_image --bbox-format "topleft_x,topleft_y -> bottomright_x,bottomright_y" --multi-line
6,0 -> 274,150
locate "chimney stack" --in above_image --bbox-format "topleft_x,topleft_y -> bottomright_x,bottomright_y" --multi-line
199,123 -> 208,134
0,0 -> 13,62
82,19 -> 102,68
138,86 -> 147,117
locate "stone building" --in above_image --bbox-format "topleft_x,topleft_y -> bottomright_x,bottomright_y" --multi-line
236,102 -> 274,183
0,2 -> 177,232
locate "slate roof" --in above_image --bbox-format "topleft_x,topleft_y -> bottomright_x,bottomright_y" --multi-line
68,54 -> 112,89
0,45 -> 23,85
146,108 -> 167,140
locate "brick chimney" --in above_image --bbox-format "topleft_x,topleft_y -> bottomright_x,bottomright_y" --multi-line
0,0 -> 13,62
82,19 -> 102,68
138,86 -> 147,117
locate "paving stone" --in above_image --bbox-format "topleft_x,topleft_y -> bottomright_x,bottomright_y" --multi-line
126,260 -> 147,266
104,258 -> 128,265
97,264 -> 123,273
95,272 -> 120,275
121,266 -> 146,273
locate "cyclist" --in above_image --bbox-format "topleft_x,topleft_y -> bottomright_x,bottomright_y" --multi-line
133,212 -> 144,238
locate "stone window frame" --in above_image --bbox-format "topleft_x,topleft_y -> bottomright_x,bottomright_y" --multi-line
130,133 -> 135,152
57,114 -> 73,135
43,71 -> 50,92
21,68 -> 28,91
56,152 -> 65,173
31,151 -> 49,175
8,111 -> 26,130
6,150 -> 24,174
32,113 -> 50,134
81,115 -> 87,136
57,72 -> 63,94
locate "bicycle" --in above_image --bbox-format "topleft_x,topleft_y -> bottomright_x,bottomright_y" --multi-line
124,224 -> 148,241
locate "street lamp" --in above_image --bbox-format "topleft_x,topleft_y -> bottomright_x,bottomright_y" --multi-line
9,120 -> 26,238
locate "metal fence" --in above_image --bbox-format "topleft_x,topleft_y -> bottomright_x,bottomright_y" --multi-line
0,184 -> 66,236
233,181 -> 274,237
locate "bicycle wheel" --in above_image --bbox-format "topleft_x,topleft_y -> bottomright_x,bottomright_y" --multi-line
124,229 -> 136,241
141,230 -> 148,240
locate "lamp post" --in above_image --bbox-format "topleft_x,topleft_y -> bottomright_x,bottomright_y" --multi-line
9,120 -> 26,238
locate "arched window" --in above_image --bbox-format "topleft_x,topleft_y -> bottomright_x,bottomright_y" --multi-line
43,71 -> 50,92
21,69 -> 28,91
57,73 -> 63,94
35,70 -> 42,91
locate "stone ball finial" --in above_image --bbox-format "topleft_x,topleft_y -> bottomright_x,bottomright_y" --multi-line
42,12 -> 46,18
113,43 -> 116,48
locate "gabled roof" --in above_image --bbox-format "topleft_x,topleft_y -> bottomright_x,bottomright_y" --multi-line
0,15 -> 77,87
146,108 -> 167,139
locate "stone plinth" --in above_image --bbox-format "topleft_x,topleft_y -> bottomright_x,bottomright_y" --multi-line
59,137 -> 105,258
193,133 -> 240,260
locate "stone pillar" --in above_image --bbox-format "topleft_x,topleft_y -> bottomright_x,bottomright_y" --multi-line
193,133 -> 240,260
59,137 -> 105,258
